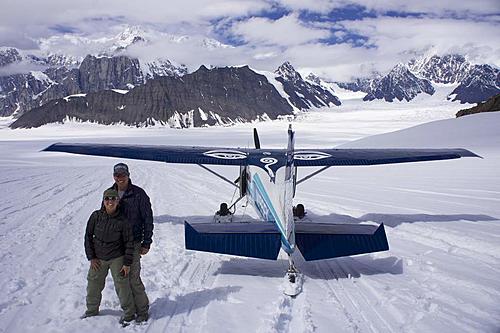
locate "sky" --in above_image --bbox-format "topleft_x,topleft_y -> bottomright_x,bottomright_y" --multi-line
1,0 -> 499,81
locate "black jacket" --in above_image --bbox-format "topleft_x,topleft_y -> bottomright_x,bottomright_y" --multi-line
111,180 -> 154,248
84,208 -> 134,266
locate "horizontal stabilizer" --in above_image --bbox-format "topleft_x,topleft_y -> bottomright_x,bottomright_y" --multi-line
184,222 -> 282,260
295,223 -> 389,261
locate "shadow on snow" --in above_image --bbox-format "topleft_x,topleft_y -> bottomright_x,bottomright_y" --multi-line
150,286 -> 242,320
304,212 -> 498,227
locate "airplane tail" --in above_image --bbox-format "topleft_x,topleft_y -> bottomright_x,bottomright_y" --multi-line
184,221 -> 389,261
295,223 -> 389,260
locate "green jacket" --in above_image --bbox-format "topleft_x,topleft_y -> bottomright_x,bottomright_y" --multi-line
84,208 -> 134,266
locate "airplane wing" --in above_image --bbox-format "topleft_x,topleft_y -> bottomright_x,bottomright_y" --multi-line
293,148 -> 480,167
44,143 -> 480,168
44,143 -> 254,166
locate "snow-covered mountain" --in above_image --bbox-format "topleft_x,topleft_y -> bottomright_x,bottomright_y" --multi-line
363,64 -> 435,102
6,26 -> 348,120
273,62 -> 341,110
336,76 -> 380,94
409,54 -> 500,104
408,54 -> 470,84
10,65 -> 294,129
0,26 -> 213,117
339,54 -> 499,104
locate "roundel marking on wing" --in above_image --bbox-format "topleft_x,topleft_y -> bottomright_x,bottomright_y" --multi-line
203,150 -> 247,160
294,151 -> 331,160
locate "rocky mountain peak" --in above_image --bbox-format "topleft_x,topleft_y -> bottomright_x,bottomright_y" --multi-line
113,25 -> 148,51
389,63 -> 410,76
275,61 -> 302,82
364,63 -> 434,102
408,54 -> 470,84
274,62 -> 340,110
0,47 -> 22,67
305,73 -> 321,85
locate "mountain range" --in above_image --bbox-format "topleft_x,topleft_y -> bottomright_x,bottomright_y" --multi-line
1,26 -> 499,128
337,54 -> 499,103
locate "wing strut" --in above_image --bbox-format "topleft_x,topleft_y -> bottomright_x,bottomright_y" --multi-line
197,164 -> 238,188
296,166 -> 331,185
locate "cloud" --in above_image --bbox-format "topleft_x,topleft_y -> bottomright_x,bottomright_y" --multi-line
348,0 -> 500,17
0,61 -> 48,76
0,0 -> 498,83
338,16 -> 500,66
0,0 -> 271,48
229,13 -> 331,46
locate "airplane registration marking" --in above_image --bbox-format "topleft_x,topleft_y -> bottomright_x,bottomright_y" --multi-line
203,150 -> 247,160
294,151 -> 331,160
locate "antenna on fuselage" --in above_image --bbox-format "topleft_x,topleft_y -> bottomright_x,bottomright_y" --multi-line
253,128 -> 261,149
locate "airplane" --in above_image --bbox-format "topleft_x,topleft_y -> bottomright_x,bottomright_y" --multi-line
44,125 -> 479,296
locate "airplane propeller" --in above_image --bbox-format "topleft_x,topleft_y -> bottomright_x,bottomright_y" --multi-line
253,128 -> 261,149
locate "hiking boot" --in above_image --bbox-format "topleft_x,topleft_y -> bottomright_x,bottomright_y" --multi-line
80,311 -> 98,319
119,314 -> 135,326
135,312 -> 149,323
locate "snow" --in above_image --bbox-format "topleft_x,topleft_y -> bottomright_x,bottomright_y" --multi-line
111,89 -> 129,95
62,94 -> 87,102
29,71 -> 54,84
0,100 -> 499,332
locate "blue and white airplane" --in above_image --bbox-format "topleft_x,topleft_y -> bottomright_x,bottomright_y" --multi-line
44,125 -> 479,295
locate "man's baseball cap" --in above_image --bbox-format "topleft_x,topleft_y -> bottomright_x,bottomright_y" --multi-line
113,163 -> 129,176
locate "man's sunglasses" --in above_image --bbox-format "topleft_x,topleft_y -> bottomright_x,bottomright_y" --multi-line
113,173 -> 128,177
104,196 -> 118,201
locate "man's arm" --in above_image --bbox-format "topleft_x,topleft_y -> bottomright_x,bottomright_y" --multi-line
140,189 -> 154,249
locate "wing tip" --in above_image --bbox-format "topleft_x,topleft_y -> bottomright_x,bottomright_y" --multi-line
41,142 -> 62,152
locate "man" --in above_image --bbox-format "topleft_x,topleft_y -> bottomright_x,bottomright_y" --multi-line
109,162 -> 153,323
83,189 -> 135,325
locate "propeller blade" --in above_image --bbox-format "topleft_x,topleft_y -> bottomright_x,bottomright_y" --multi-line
253,128 -> 261,149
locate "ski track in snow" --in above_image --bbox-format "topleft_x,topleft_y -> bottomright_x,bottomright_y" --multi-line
1,109 -> 500,333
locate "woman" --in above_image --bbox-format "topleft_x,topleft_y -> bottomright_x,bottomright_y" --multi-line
82,188 -> 136,324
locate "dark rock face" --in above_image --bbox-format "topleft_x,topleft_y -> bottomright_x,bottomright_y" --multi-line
364,64 -> 435,102
275,62 -> 340,109
456,93 -> 500,117
0,49 -> 187,117
449,64 -> 500,104
10,66 -> 293,128
78,55 -> 144,92
0,72 -> 53,116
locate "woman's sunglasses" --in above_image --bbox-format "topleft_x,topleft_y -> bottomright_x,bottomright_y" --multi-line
104,196 -> 118,201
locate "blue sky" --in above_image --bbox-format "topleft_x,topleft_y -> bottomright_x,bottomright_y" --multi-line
1,0 -> 499,80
